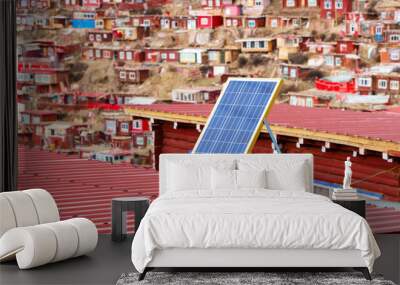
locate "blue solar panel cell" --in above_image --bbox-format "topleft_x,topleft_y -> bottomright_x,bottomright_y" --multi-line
193,78 -> 282,154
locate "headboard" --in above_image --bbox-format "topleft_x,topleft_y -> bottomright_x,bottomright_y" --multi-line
159,154 -> 314,195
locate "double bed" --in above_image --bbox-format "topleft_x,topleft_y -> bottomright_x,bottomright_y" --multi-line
131,154 -> 380,281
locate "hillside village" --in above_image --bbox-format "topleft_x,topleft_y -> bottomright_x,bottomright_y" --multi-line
16,0 -> 400,198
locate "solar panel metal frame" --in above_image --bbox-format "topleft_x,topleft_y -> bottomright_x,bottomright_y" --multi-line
193,77 -> 283,154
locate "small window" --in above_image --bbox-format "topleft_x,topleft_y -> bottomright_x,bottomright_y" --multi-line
169,53 -> 176,60
161,53 -> 167,59
200,17 -> 209,25
286,0 -> 295,7
136,136 -> 145,146
358,77 -> 372,87
389,34 -> 400,42
126,52 -> 132,60
119,51 -> 125,59
248,20 -> 256,28
324,0 -> 332,9
335,0 -> 343,9
271,19 -> 278,28
259,41 -> 265,48
390,80 -> 399,90
120,122 -> 129,132
129,72 -> 136,80
250,41 -> 255,48
96,34 -> 102,42
133,120 -> 142,129
120,71 -> 126,79
308,0 -> 317,7
378,79 -> 387,89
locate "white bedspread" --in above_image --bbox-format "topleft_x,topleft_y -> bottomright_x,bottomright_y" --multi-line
131,190 -> 380,273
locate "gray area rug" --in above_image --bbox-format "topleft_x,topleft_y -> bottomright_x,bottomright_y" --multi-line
116,272 -> 396,285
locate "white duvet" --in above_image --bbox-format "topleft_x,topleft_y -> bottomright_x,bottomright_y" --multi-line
131,190 -> 380,273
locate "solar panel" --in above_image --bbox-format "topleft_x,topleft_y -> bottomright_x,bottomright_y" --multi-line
193,78 -> 282,154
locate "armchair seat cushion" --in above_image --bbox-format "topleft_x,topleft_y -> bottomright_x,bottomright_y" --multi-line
0,218 -> 98,269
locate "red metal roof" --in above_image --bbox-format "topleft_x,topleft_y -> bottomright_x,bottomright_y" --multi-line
127,103 -> 400,144
18,145 -> 399,234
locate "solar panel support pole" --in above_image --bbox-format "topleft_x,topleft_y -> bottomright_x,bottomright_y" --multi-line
263,119 -> 281,154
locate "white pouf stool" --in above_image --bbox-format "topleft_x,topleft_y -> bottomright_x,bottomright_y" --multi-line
0,189 -> 98,269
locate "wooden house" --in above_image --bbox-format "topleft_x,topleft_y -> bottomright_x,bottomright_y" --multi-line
287,89 -> 337,108
82,0 -> 101,8
279,63 -> 315,80
266,15 -> 310,29
111,136 -> 132,150
92,150 -> 131,163
144,48 -> 180,63
87,30 -> 113,43
62,0 -> 80,9
323,53 -> 360,70
197,15 -> 224,29
236,37 -> 276,53
20,110 -> 58,146
44,122 -> 87,150
113,27 -> 147,41
223,5 -> 242,16
17,0 -> 50,9
357,73 -> 400,97
335,39 -> 358,54
244,16 -> 266,28
281,0 -> 319,9
384,29 -> 400,44
131,15 -> 160,28
171,87 -> 221,103
320,0 -> 352,20
104,115 -> 133,137
344,12 -> 367,37
307,41 -> 336,54
115,67 -> 150,84
201,0 -> 234,8
375,1 -> 400,22
117,49 -> 145,62
207,47 -> 240,64
83,46 -> 117,60
379,47 -> 400,64
72,11 -> 96,29
224,16 -> 243,27
132,118 -> 151,133
241,0 -> 270,15
179,48 -> 207,64
277,34 -> 309,60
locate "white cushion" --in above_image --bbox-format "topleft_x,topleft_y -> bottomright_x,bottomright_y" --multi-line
238,159 -> 308,191
23,189 -> 60,224
236,169 -> 267,189
167,160 -> 236,192
211,168 -> 236,190
1,192 -> 39,227
0,218 -> 98,269
0,196 -> 17,238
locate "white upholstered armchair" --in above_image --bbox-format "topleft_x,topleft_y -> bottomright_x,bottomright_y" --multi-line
0,189 -> 98,269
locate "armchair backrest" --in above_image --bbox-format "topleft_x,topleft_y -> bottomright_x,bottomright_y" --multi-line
0,189 -> 60,238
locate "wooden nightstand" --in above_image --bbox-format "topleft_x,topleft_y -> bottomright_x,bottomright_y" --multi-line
333,199 -> 366,218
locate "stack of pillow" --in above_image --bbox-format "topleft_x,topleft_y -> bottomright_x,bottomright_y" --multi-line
166,158 -> 310,194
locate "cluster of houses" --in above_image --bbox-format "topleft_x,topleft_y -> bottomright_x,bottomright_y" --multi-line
16,0 -> 400,165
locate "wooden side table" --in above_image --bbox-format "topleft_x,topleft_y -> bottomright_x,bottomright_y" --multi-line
333,199 -> 366,218
112,197 -> 150,242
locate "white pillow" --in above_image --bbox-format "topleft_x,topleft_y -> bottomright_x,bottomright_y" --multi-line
266,161 -> 307,191
211,168 -> 236,190
167,160 -> 236,192
236,169 -> 267,189
238,159 -> 308,191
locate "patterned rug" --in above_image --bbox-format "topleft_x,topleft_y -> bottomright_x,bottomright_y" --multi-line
116,271 -> 396,285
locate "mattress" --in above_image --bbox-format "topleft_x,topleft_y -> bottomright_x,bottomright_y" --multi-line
131,190 -> 380,273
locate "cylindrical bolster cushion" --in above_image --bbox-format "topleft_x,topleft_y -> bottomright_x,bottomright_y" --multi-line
0,196 -> 17,238
0,218 -> 98,269
42,221 -> 79,263
65,218 -> 98,257
1,192 -> 39,227
23,189 -> 60,224
0,226 -> 57,269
